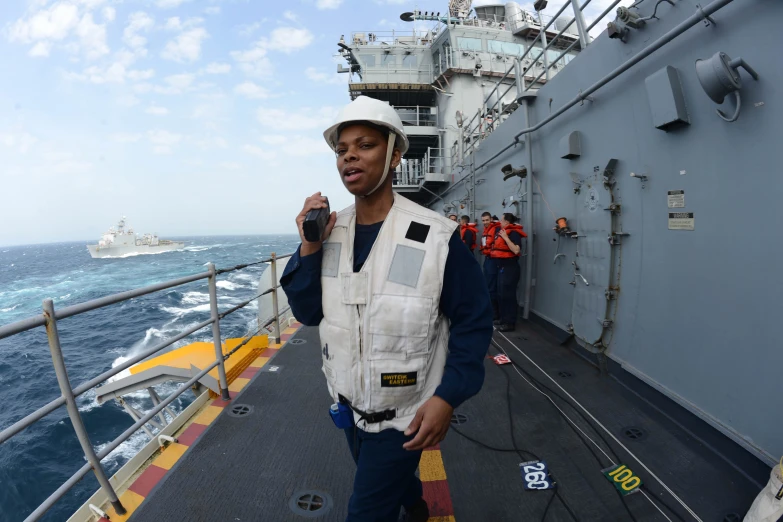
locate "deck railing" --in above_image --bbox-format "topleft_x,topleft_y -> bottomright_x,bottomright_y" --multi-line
0,252 -> 295,521
457,0 -> 623,161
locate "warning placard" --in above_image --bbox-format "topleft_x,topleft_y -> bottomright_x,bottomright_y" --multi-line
668,212 -> 694,230
667,190 -> 685,208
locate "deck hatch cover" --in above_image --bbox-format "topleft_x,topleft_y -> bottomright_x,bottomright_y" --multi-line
228,404 -> 253,417
289,338 -> 307,345
621,426 -> 647,441
451,413 -> 468,425
289,490 -> 333,518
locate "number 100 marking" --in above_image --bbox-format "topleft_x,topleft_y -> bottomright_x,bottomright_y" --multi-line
607,465 -> 641,491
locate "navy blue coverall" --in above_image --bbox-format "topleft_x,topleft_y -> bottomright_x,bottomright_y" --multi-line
495,231 -> 524,326
281,223 -> 492,521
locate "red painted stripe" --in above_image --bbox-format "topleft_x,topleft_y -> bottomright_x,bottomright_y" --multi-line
128,465 -> 167,497
260,347 -> 279,358
422,480 -> 454,517
239,366 -> 260,379
211,391 -> 238,408
177,422 -> 207,446
281,333 -> 292,341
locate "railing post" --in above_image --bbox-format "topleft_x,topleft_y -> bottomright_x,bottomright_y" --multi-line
270,253 -> 281,345
537,11 -> 551,80
570,0 -> 590,49
514,58 -> 525,99
42,299 -> 126,516
207,263 -> 231,401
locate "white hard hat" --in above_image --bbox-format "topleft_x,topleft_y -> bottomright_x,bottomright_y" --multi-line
323,96 -> 409,154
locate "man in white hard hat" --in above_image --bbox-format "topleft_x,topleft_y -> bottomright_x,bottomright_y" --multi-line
281,96 -> 492,521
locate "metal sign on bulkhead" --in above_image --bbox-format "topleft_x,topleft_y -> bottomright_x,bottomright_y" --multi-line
668,212 -> 695,231
667,190 -> 685,208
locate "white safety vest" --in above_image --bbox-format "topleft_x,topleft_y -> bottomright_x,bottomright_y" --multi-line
319,194 -> 457,432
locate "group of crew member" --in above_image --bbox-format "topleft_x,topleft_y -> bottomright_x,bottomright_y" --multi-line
460,212 -> 526,332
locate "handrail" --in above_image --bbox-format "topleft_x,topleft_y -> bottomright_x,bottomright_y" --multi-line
0,250 -> 296,521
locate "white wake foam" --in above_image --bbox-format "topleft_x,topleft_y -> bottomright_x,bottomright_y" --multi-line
216,281 -> 239,291
0,304 -> 19,313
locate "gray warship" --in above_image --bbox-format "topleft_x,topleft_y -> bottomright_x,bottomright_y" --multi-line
1,0 -> 781,521
86,217 -> 185,258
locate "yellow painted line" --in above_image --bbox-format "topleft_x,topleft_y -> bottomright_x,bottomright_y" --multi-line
153,442 -> 189,470
104,490 -> 145,521
228,377 -> 250,393
428,516 -> 456,522
194,405 -> 223,425
249,356 -> 271,368
419,450 -> 448,482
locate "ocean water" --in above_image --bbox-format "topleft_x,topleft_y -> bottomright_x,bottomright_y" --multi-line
0,235 -> 300,522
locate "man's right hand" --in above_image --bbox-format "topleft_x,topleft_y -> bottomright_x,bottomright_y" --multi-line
297,192 -> 337,256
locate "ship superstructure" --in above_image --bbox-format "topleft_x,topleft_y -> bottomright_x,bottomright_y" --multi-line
86,217 -> 185,258
337,1 -> 581,207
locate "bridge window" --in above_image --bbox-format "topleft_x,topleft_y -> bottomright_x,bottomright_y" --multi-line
359,54 -> 376,67
457,37 -> 483,51
402,54 -> 418,67
381,53 -> 396,66
488,40 -> 525,57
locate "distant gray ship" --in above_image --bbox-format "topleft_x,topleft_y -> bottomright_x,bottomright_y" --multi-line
87,217 -> 184,258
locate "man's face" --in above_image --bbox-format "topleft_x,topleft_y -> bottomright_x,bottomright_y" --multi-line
449,215 -> 457,221
460,218 -> 468,226
501,217 -> 510,228
481,215 -> 491,227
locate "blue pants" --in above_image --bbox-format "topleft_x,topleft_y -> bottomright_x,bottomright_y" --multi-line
497,259 -> 521,325
343,426 -> 423,522
483,257 -> 499,319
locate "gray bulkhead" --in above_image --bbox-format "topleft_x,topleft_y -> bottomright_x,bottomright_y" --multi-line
447,0 -> 782,465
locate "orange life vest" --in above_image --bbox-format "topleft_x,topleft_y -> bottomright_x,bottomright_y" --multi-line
480,222 -> 500,256
490,223 -> 527,259
460,223 -> 479,250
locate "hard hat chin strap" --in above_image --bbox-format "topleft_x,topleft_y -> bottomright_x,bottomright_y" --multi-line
360,134 -> 397,198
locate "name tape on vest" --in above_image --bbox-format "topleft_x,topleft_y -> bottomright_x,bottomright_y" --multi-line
381,372 -> 418,387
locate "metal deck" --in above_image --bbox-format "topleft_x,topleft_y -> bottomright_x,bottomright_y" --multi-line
130,323 -> 761,521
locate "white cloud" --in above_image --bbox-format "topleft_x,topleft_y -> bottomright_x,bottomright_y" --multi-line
234,81 -> 270,99
29,41 -> 52,57
230,43 -> 272,78
147,129 -> 182,154
283,11 -> 298,22
117,95 -> 141,107
0,131 -> 38,154
123,12 -> 154,51
259,134 -> 332,156
102,6 -> 116,22
164,73 -> 195,91
218,161 -> 242,170
111,132 -> 143,143
305,67 -> 346,85
204,6 -> 221,15
8,3 -> 80,43
156,0 -> 192,8
265,27 -> 313,54
204,62 -> 231,74
243,144 -> 276,160
127,69 -> 155,81
161,27 -> 209,63
317,0 -> 344,9
145,105 -> 169,116
238,22 -> 261,37
75,13 -> 109,59
164,17 -> 182,31
256,106 -> 337,131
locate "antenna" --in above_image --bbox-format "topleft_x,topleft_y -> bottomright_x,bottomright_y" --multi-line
449,0 -> 472,20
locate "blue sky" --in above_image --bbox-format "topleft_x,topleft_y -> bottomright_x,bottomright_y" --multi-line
0,0 -> 616,246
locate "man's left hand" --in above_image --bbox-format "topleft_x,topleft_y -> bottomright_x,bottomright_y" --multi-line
402,396 -> 454,451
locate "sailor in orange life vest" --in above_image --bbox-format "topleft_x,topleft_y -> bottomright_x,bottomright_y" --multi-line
280,96 -> 492,522
490,213 -> 527,332
459,215 -> 478,252
480,212 -> 501,320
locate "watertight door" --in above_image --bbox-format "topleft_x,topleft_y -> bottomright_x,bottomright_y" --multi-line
571,182 -> 612,345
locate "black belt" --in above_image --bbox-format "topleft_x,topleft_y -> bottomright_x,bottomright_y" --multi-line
338,394 -> 396,424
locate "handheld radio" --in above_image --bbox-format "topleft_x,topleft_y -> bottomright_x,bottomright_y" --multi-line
303,198 -> 330,243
